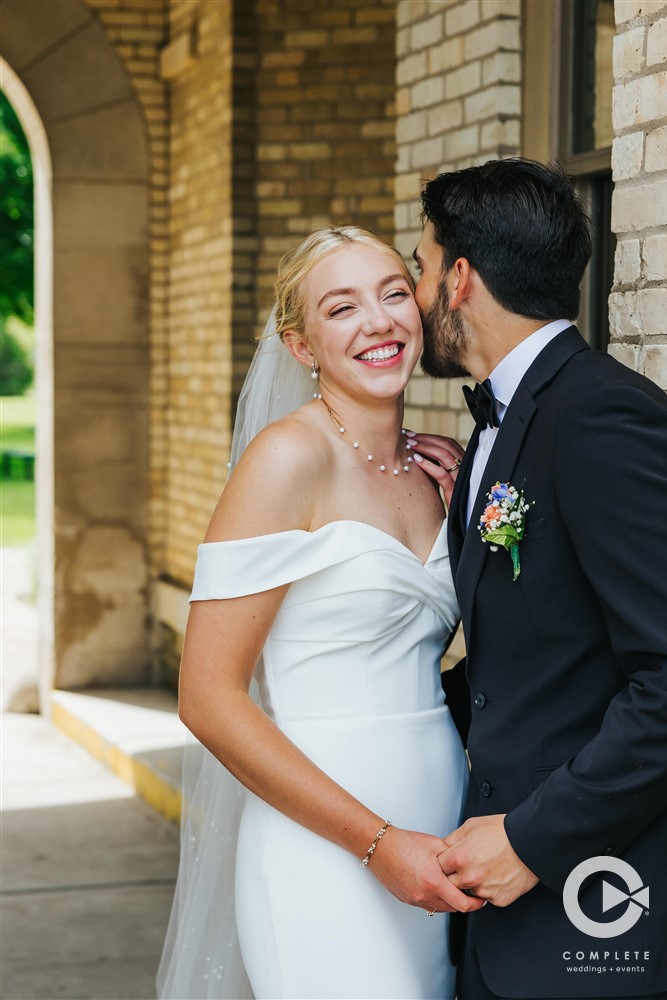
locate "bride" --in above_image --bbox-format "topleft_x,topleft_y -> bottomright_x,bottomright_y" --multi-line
157,227 -> 482,1000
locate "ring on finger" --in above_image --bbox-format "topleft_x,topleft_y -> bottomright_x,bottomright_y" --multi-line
426,908 -> 437,917
445,459 -> 462,473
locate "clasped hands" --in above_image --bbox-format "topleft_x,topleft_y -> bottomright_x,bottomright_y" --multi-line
371,814 -> 538,915
437,814 -> 539,911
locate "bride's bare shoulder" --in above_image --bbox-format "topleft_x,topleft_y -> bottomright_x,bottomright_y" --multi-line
204,404 -> 332,542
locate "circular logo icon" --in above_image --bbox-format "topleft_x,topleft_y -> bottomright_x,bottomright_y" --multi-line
563,857 -> 649,939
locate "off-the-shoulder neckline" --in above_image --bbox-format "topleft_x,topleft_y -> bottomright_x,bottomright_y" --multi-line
200,518 -> 448,569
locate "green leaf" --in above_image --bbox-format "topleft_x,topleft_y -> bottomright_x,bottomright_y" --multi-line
482,526 -> 520,550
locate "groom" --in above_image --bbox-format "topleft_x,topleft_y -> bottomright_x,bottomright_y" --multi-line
411,159 -> 667,999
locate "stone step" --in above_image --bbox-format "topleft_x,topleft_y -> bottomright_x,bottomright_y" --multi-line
51,687 -> 187,824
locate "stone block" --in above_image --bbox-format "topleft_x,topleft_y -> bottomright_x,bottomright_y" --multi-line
397,0 -> 428,29
643,343 -> 667,388
397,26 -> 411,58
464,19 -> 520,61
412,75 -> 446,109
444,124 -> 480,159
428,100 -> 464,135
411,135 -> 445,168
642,233 -> 667,279
53,181 -> 148,251
395,171 -> 423,202
480,117 -> 521,150
411,12 -> 444,51
465,84 -> 520,123
613,24 -> 645,79
607,341 -> 641,370
481,0 -> 521,16
429,37 -> 464,74
397,51 -> 428,86
612,71 -> 667,129
54,401 -> 148,468
445,61 -> 483,99
53,245 -> 151,346
424,408 -> 458,435
611,131 -> 644,179
397,109 -> 428,144
647,15 -> 667,64
445,1 -> 481,36
48,100 -> 148,182
612,175 -> 667,231
406,376 -> 434,406
160,30 -> 196,80
58,463 -> 148,532
284,30 -> 329,48
645,123 -> 667,170
54,341 -> 150,403
608,290 -> 643,338
482,51 -> 521,85
21,16 -> 133,124
614,0 -> 667,23
614,238 -> 642,283
638,287 -> 667,333
0,0 -> 90,74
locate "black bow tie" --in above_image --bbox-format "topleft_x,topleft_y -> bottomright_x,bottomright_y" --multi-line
462,379 -> 500,430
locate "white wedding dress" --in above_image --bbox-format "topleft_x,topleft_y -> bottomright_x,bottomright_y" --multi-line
187,517 -> 468,1000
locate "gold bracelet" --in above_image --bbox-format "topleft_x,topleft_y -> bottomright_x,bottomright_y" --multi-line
360,820 -> 392,867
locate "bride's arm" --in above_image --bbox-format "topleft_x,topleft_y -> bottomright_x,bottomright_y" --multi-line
180,418 -> 483,915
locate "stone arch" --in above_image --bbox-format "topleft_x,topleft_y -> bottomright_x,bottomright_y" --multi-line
1,0 -> 151,703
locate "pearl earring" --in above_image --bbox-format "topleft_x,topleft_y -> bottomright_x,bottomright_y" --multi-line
310,361 -> 319,381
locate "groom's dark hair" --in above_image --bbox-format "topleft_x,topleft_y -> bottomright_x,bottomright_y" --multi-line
420,158 -> 592,321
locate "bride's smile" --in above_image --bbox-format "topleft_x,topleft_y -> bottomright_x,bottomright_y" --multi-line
292,242 -> 423,405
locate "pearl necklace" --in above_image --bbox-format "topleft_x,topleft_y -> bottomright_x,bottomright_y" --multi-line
318,395 -> 414,475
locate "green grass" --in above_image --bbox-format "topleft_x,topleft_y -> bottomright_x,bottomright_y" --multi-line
1,479 -> 35,544
1,394 -> 36,453
1,395 -> 36,542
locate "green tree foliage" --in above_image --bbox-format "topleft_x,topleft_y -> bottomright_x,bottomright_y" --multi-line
1,327 -> 33,395
1,90 -> 34,327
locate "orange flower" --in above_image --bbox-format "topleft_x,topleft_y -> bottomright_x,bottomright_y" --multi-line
481,503 -> 499,525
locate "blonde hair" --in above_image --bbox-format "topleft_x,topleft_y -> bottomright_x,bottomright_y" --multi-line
274,226 -> 415,341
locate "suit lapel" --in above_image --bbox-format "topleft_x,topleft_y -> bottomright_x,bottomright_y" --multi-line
456,384 -> 536,638
455,326 -> 590,643
447,423 -> 480,574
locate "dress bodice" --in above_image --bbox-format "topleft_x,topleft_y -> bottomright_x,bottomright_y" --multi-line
190,519 -> 459,726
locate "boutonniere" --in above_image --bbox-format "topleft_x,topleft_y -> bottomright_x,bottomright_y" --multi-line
478,482 -> 533,581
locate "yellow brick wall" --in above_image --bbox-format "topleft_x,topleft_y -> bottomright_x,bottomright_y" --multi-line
394,0 -> 522,442
164,0 -> 236,584
253,0 -> 397,328
84,0 -> 170,573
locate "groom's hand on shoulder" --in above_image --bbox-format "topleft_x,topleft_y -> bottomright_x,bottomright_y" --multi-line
437,814 -> 538,907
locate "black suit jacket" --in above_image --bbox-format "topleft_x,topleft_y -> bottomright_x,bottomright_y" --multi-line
443,327 -> 667,998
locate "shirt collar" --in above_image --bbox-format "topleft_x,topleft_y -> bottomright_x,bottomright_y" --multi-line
488,319 -> 572,417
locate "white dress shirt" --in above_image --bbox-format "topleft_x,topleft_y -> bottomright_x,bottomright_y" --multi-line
465,319 -> 573,527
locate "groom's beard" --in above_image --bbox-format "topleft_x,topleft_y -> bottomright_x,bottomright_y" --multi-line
420,284 -> 471,379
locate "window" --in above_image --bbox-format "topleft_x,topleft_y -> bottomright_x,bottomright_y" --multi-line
523,0 -> 615,351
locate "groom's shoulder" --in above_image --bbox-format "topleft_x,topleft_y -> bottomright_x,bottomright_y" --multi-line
551,343 -> 666,415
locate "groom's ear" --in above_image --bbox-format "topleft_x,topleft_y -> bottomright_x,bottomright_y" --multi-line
448,258 -> 472,310
282,329 -> 313,369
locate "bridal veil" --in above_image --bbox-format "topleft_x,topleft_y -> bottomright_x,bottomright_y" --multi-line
156,310 -> 313,999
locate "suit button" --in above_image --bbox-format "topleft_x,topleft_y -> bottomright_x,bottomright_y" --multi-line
604,846 -> 617,856
480,780 -> 492,797
474,692 -> 487,709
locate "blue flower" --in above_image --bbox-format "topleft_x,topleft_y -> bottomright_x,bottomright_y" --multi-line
491,482 -> 514,502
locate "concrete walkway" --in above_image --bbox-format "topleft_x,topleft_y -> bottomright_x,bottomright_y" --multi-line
1,712 -> 180,1000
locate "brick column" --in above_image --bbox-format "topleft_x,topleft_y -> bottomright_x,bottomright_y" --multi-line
86,0 -> 171,580
394,0 -> 522,437
609,0 -> 667,389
